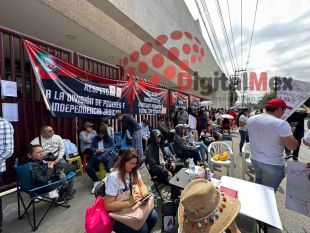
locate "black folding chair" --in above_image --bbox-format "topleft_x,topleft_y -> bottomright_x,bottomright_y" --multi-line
14,160 -> 75,231
145,163 -> 168,202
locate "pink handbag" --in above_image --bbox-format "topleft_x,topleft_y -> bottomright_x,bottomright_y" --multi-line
109,195 -> 154,230
85,196 -> 114,233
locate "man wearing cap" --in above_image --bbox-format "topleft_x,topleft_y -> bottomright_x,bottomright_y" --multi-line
79,122 -> 97,155
115,112 -> 145,163
177,107 -> 189,125
247,98 -> 298,192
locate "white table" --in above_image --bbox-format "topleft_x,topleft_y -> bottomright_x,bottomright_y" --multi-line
219,176 -> 282,230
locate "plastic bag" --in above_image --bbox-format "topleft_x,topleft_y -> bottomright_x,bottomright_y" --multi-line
85,196 -> 113,233
48,189 -> 59,199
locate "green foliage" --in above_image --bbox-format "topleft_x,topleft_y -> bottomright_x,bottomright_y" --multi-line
257,92 -> 276,109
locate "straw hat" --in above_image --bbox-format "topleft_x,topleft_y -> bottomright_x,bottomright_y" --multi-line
178,179 -> 240,233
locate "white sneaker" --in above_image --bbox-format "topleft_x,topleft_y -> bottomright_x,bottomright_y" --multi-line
91,181 -> 100,194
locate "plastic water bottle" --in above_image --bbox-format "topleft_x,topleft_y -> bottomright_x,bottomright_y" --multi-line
189,159 -> 196,181
198,165 -> 205,179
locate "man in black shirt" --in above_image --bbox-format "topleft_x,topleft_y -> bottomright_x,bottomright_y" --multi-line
115,112 -> 145,163
286,111 -> 308,161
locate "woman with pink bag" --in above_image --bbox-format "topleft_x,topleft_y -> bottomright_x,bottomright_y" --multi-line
104,149 -> 158,233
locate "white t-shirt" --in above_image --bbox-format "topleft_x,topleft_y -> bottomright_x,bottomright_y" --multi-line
304,130 -> 310,144
215,113 -> 223,120
247,114 -> 292,166
105,170 -> 142,197
239,114 -> 248,131
31,134 -> 65,159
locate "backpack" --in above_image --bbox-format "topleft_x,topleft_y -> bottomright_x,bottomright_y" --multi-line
94,180 -> 106,198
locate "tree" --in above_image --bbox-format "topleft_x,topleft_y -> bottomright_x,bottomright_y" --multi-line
257,91 -> 276,109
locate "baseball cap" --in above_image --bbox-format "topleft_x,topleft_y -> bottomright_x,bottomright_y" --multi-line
152,129 -> 162,137
266,98 -> 292,110
84,122 -> 94,128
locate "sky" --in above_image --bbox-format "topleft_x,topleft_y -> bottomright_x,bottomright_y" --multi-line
184,0 -> 310,85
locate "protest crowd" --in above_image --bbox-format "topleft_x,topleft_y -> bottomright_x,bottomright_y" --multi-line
2,97 -> 310,233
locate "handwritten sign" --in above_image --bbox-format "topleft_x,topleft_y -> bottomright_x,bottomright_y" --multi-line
285,161 -> 310,217
277,79 -> 310,120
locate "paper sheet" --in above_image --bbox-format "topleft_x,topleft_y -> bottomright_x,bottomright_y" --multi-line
2,103 -> 18,122
1,80 -> 17,97
220,176 -> 282,229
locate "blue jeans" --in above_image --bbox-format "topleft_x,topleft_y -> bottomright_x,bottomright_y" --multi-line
239,130 -> 249,152
251,159 -> 285,192
133,129 -> 145,162
86,155 -> 113,182
177,149 -> 201,164
194,141 -> 207,162
113,209 -> 158,233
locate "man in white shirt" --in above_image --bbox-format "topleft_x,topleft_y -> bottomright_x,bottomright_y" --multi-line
303,130 -> 310,146
239,108 -> 250,153
31,125 -> 65,164
303,130 -> 310,167
247,98 -> 298,192
0,117 -> 14,232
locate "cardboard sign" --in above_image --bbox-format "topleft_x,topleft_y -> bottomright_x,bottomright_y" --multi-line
277,79 -> 310,120
285,161 -> 310,217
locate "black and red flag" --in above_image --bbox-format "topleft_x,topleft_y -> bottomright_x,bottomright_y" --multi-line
24,40 -> 167,118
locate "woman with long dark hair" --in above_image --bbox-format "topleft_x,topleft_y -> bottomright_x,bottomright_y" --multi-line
87,127 -> 116,194
104,149 -> 158,233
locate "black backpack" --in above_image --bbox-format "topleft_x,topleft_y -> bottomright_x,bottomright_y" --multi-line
94,180 -> 106,198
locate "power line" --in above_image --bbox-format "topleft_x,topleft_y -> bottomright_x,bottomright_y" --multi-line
200,0 -> 230,75
241,0 -> 243,69
215,0 -> 236,72
194,0 -> 225,73
245,0 -> 259,70
226,0 -> 239,70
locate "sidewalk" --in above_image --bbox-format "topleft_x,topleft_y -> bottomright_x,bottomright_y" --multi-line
2,128 -> 310,233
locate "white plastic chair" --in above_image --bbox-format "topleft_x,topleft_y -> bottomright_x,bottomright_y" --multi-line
241,143 -> 252,180
208,141 -> 234,176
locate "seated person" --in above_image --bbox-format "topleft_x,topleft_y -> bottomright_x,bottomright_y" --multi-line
183,125 -> 208,163
79,122 -> 97,155
200,123 -> 222,147
87,128 -> 116,194
101,118 -> 114,139
157,115 -> 171,142
22,144 -> 75,203
31,125 -> 65,165
140,119 -> 151,151
125,129 -> 133,145
173,124 -> 202,164
104,149 -> 158,233
145,130 -> 183,184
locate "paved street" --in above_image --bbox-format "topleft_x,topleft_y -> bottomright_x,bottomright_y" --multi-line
2,127 -> 310,233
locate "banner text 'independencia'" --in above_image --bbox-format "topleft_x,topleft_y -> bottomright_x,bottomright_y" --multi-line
51,103 -> 121,116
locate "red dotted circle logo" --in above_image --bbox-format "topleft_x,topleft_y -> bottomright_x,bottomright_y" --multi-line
120,30 -> 206,86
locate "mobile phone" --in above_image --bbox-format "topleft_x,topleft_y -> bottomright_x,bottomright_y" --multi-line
140,193 -> 153,202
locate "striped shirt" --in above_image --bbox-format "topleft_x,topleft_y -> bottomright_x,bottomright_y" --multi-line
0,117 -> 14,172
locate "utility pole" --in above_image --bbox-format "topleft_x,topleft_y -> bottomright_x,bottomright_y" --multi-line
235,69 -> 247,107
